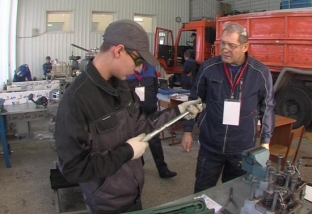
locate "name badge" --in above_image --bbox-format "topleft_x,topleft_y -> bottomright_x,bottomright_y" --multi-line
222,99 -> 241,126
135,86 -> 145,101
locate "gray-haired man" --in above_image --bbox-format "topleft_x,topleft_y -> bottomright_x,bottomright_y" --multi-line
182,22 -> 275,193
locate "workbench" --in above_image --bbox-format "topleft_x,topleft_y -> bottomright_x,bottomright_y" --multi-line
0,103 -> 56,168
135,176 -> 312,214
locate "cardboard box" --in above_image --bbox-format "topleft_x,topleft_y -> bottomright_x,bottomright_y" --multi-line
220,2 -> 232,15
52,62 -> 70,77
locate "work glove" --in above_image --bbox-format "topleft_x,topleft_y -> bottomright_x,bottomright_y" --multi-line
126,133 -> 149,160
178,98 -> 204,120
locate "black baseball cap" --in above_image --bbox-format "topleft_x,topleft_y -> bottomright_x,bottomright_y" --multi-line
103,19 -> 159,66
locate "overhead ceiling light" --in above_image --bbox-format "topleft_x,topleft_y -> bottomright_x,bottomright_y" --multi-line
134,17 -> 143,22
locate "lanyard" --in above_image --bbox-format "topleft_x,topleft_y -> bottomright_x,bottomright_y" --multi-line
223,61 -> 248,99
133,64 -> 146,84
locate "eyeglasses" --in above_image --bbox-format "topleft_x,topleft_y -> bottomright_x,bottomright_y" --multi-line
220,41 -> 245,51
125,49 -> 145,66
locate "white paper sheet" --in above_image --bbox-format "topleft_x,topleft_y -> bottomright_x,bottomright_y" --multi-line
223,100 -> 240,126
194,194 -> 222,212
305,184 -> 312,203
135,86 -> 145,101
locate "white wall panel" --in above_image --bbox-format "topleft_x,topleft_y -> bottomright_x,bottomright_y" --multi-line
16,0 -> 189,80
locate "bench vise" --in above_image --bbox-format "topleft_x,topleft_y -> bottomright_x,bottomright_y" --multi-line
241,146 -> 270,181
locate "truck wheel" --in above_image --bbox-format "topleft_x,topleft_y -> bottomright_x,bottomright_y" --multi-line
275,87 -> 312,128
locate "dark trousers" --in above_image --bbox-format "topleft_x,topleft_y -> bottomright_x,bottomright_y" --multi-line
148,134 -> 167,173
181,75 -> 192,90
194,147 -> 246,193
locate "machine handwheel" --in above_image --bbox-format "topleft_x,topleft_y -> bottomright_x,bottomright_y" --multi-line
39,96 -> 48,107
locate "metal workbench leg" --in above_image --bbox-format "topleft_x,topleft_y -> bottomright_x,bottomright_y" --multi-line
0,115 -> 11,168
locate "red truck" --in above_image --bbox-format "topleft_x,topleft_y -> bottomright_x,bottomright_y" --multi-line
154,9 -> 312,128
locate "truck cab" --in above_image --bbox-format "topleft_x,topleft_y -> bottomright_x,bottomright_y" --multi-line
154,20 -> 216,86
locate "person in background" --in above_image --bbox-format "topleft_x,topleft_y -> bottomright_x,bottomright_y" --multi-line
126,62 -> 177,179
55,19 -> 203,213
42,56 -> 52,79
181,50 -> 197,90
13,64 -> 32,82
191,32 -> 196,50
182,21 -> 275,193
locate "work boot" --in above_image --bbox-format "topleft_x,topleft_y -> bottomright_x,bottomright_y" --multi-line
159,168 -> 177,179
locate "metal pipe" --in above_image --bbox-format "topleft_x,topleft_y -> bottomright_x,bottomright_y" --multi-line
297,159 -> 302,170
268,168 -> 274,191
271,189 -> 279,212
71,43 -> 90,52
249,176 -> 257,200
142,111 -> 189,142
265,160 -> 271,182
285,160 -> 291,171
142,99 -> 203,142
285,169 -> 292,190
290,176 -> 297,193
277,154 -> 283,174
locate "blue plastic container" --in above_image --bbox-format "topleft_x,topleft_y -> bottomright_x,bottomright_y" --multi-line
282,0 -> 312,9
291,0 -> 312,8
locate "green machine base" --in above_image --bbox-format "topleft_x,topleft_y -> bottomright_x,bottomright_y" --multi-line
125,199 -> 215,214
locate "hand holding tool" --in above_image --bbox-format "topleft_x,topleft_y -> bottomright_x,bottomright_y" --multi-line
142,98 -> 204,142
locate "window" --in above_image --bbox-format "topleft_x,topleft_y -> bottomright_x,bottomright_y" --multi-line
92,12 -> 114,32
134,15 -> 153,33
47,12 -> 72,32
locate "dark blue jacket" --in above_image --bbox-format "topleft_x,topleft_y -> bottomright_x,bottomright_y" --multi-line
184,55 -> 275,155
126,63 -> 158,115
55,61 -> 180,213
43,62 -> 52,75
13,64 -> 32,82
183,58 -> 196,76
181,58 -> 197,89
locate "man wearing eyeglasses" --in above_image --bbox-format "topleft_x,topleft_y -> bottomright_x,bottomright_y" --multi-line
55,19 -> 203,213
182,22 -> 275,193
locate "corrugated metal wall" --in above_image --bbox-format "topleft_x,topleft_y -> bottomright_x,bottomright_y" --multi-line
16,0 -> 190,79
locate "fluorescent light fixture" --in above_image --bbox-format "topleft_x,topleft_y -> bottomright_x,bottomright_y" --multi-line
134,17 -> 143,22
48,24 -> 53,27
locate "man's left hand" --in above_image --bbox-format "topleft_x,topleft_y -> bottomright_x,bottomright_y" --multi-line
260,143 -> 269,150
178,98 -> 204,120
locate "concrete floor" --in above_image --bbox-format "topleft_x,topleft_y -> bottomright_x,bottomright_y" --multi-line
0,128 -> 311,214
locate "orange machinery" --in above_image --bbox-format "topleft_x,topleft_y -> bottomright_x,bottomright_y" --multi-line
154,9 -> 312,128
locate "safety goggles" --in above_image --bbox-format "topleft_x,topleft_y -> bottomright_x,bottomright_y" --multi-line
125,49 -> 145,66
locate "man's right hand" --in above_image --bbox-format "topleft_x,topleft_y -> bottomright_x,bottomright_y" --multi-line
181,132 -> 193,152
126,133 -> 148,160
